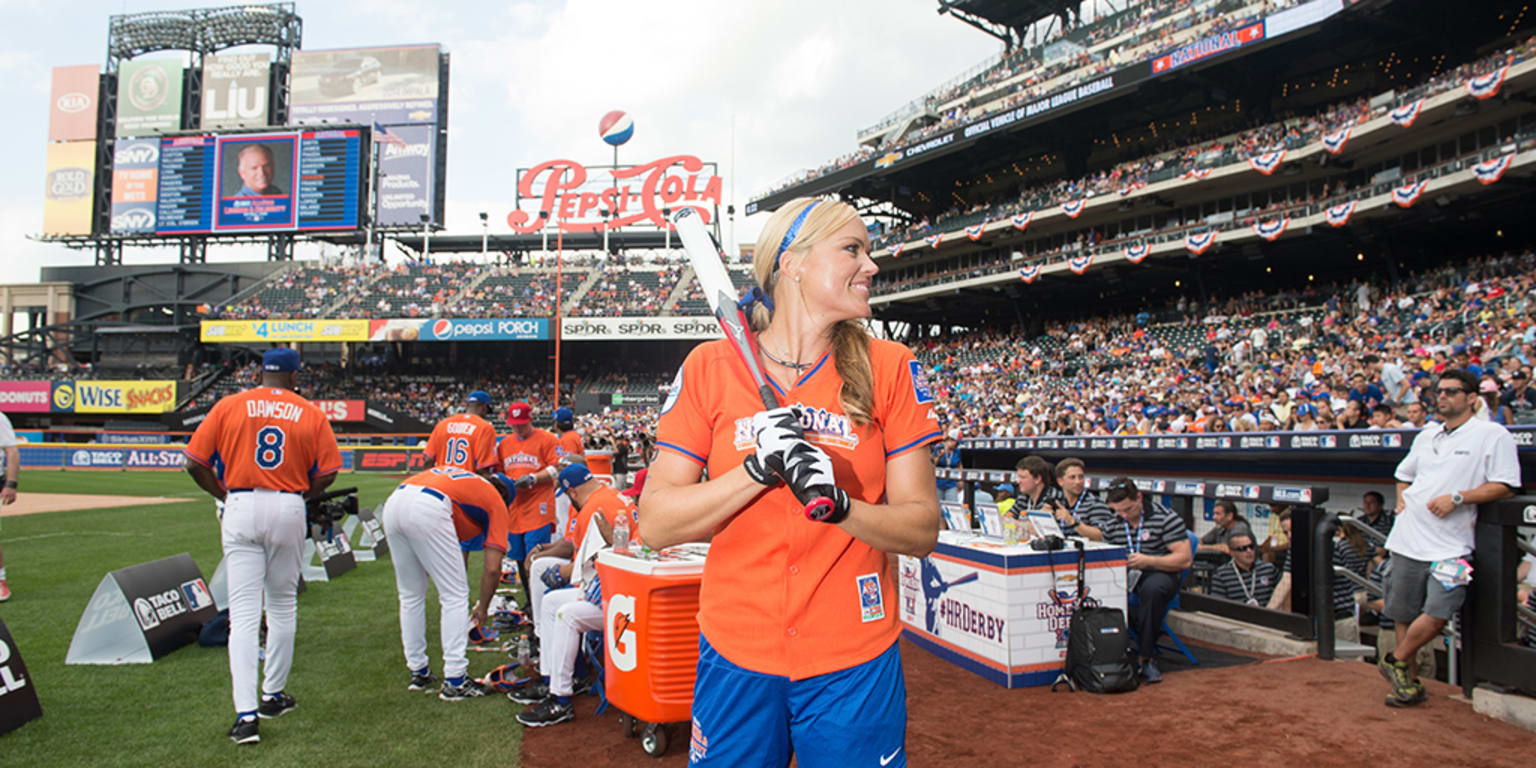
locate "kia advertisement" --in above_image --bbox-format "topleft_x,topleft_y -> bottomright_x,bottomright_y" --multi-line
49,64 -> 100,141
0,382 -> 52,413
367,317 -> 549,342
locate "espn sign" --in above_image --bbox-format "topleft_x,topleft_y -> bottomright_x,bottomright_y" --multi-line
313,400 -> 365,422
354,449 -> 428,473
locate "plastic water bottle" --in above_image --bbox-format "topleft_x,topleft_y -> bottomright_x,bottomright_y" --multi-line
614,514 -> 631,555
517,634 -> 530,668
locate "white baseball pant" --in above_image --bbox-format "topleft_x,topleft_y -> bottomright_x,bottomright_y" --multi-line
554,492 -> 572,545
527,554 -> 568,639
537,587 -> 603,697
222,488 -> 305,716
382,484 -> 472,680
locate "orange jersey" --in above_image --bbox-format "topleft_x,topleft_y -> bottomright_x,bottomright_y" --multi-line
496,428 -> 559,533
424,413 -> 498,473
401,466 -> 511,552
185,387 -> 343,493
557,429 -> 584,461
563,484 -> 637,552
655,337 -> 941,679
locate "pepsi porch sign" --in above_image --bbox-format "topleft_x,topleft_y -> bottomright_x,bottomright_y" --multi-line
66,554 -> 217,665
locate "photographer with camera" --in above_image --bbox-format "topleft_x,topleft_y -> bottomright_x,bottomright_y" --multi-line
184,348 -> 343,745
380,467 -> 517,702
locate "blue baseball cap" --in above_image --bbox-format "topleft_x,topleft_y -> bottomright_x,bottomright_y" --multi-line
467,390 -> 492,405
490,473 -> 517,505
557,463 -> 593,494
553,407 -> 574,424
262,348 -> 300,372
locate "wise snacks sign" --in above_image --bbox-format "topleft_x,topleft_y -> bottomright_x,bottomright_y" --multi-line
0,381 -> 180,414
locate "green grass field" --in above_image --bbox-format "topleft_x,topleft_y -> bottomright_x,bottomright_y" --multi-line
0,470 -> 527,766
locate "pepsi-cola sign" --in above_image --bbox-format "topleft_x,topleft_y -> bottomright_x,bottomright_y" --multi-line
509,155 -> 723,234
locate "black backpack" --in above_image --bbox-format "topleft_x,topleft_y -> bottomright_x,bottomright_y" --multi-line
1052,541 -> 1140,694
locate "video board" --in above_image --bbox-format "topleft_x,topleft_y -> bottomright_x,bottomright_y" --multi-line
143,128 -> 366,234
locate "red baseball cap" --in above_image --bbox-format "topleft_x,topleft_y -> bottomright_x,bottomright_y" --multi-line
505,401 -> 532,425
620,468 -> 647,499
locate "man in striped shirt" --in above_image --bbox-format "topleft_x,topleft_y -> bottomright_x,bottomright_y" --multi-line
1208,531 -> 1278,606
1100,477 -> 1192,684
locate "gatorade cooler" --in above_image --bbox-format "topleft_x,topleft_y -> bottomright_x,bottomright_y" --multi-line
596,545 -> 708,758
584,449 -> 614,485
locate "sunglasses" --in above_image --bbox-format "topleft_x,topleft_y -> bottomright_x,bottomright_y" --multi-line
1435,388 -> 1466,396
1231,544 -> 1256,552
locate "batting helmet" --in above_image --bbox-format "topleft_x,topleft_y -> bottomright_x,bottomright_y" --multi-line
480,663 -> 531,692
468,622 -> 500,646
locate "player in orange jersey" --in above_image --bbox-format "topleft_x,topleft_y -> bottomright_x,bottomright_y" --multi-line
185,348 -> 343,745
423,390 -> 499,476
641,199 -> 941,767
523,462 -> 636,651
495,401 -> 561,599
551,406 -> 583,534
379,466 -> 515,701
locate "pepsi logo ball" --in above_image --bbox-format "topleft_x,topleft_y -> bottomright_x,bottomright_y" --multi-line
599,110 -> 634,146
432,319 -> 452,337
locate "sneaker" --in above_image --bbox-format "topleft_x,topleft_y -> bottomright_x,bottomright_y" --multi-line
1377,653 -> 1417,699
515,696 -> 574,727
227,717 -> 259,745
439,678 -> 488,701
1140,659 -> 1163,684
0,579 -> 10,602
1385,682 -> 1429,708
507,679 -> 549,705
408,671 -> 439,692
257,692 -> 296,719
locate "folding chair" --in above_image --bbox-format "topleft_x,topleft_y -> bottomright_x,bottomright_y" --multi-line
1127,530 -> 1200,665
581,630 -> 608,715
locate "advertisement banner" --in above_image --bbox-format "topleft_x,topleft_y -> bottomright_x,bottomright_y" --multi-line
368,317 -> 548,342
0,382 -> 52,413
289,44 -> 441,125
49,64 -> 100,142
66,554 -> 215,665
201,53 -> 270,130
376,123 -> 435,226
110,138 -> 160,234
116,58 -> 184,137
199,318 -> 371,343
1151,22 -> 1266,75
63,447 -> 184,470
353,449 -> 427,473
43,141 -> 96,236
558,316 -> 722,342
313,400 -> 366,422
0,617 -> 43,736
51,380 -> 177,414
1266,0 -> 1344,38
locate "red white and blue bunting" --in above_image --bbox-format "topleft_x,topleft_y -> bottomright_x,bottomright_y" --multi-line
1392,179 -> 1428,208
1252,217 -> 1290,241
1012,211 -> 1033,231
1124,243 -> 1150,264
965,222 -> 986,241
889,242 -> 904,258
1467,66 -> 1509,100
1118,182 -> 1145,196
1248,150 -> 1286,175
1186,230 -> 1216,254
1068,254 -> 1093,275
1325,200 -> 1357,227
1388,99 -> 1424,127
1018,265 -> 1041,284
1183,167 -> 1212,180
1321,127 -> 1352,155
1474,153 -> 1514,185
924,234 -> 942,249
1061,199 -> 1087,218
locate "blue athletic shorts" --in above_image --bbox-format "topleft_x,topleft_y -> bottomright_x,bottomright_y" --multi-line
500,524 -> 553,562
688,633 -> 906,768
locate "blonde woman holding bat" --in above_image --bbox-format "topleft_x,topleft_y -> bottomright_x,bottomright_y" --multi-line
641,197 -> 941,767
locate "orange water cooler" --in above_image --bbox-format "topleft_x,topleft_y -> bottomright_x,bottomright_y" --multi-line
584,450 -> 614,485
595,545 -> 708,758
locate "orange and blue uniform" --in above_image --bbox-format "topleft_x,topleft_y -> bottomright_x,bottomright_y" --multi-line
557,429 -> 584,461
184,387 -> 343,491
399,467 -> 511,552
656,336 -> 939,767
424,413 -> 498,474
564,484 -> 636,551
497,428 -> 560,562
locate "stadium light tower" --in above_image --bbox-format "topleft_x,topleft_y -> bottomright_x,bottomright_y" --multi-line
479,211 -> 489,259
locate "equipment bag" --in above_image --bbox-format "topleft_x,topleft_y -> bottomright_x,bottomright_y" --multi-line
1056,540 -> 1139,693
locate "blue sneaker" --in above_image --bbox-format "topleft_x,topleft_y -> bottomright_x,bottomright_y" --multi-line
1140,659 -> 1163,684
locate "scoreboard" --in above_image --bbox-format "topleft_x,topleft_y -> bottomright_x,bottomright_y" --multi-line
146,128 -> 366,235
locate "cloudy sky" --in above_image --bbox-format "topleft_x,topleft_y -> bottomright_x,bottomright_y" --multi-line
4,0 -> 998,281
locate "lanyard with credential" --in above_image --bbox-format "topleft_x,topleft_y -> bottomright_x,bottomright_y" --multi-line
1122,517 -> 1143,554
1230,560 -> 1258,604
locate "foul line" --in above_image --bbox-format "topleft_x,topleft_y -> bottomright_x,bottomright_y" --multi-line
0,531 -> 158,543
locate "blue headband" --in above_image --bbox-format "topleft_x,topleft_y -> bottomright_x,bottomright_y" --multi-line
775,201 -> 821,270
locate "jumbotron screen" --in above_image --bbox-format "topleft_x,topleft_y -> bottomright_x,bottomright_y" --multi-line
139,128 -> 366,234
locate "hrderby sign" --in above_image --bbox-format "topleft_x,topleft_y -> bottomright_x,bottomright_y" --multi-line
510,155 -> 723,234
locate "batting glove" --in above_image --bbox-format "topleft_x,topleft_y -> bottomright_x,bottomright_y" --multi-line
514,473 -> 539,489
748,406 -> 804,486
776,438 -> 851,525
540,564 -> 569,590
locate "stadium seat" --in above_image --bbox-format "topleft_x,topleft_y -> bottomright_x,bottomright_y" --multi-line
1127,530 -> 1201,667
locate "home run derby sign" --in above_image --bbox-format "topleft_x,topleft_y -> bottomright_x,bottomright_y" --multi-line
0,617 -> 42,735
66,553 -> 217,665
509,155 -> 723,233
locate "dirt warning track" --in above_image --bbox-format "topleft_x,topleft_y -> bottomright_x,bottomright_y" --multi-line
1,493 -> 190,517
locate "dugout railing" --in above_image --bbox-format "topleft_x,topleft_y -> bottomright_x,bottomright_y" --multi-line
1463,497 -> 1536,698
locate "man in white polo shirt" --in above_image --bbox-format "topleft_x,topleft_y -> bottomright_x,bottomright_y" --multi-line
1379,369 -> 1520,708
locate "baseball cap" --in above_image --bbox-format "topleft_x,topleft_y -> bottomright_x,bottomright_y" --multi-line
994,483 -> 1015,495
1480,379 -> 1500,394
557,463 -> 593,493
490,473 -> 516,505
553,407 -> 574,424
467,390 -> 492,405
262,347 -> 300,372
620,468 -> 647,499
506,401 -> 532,425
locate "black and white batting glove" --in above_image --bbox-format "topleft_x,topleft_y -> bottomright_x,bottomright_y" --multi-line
514,473 -> 539,489
775,438 -> 851,525
749,406 -> 804,486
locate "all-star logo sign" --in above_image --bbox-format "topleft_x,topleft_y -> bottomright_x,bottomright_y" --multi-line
1466,66 -> 1509,100
1325,201 -> 1357,227
1388,99 -> 1424,127
507,155 -> 722,234
1068,254 -> 1093,275
1253,218 -> 1289,242
1321,127 -> 1352,155
1392,180 -> 1428,208
1248,150 -> 1285,175
1060,199 -> 1086,218
1012,211 -> 1032,231
1474,154 -> 1514,185
1124,243 -> 1149,264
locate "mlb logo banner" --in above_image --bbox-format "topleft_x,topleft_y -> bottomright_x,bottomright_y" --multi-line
1388,99 -> 1424,127
1186,230 -> 1216,255
1392,179 -> 1428,208
1248,150 -> 1285,175
1060,199 -> 1086,218
1011,211 -> 1032,231
1473,154 -> 1514,185
1321,127 -> 1352,155
1325,200 -> 1357,227
1466,66 -> 1509,100
965,222 -> 986,241
1068,254 -> 1093,275
1018,265 -> 1041,284
1124,243 -> 1150,264
1252,217 -> 1289,242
